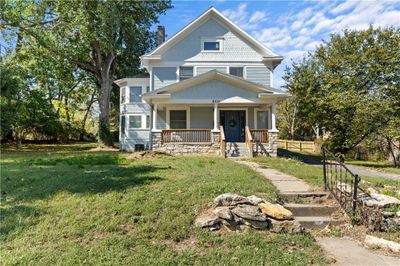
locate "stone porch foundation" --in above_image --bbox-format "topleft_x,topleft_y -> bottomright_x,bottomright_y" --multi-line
151,131 -> 278,157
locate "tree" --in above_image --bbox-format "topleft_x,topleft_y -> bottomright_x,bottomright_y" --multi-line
1,0 -> 172,145
283,27 -> 400,163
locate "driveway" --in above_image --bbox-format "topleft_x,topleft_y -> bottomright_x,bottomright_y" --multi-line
278,149 -> 400,182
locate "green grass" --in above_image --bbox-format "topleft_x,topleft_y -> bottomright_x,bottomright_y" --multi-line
1,146 -> 327,265
252,156 -> 400,199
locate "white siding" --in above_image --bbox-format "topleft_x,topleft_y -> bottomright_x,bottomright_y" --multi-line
246,67 -> 271,87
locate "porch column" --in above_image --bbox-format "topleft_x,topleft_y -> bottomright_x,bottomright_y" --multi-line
213,103 -> 218,131
152,103 -> 158,131
271,103 -> 277,131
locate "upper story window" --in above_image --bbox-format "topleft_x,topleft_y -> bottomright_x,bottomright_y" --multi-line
229,67 -> 244,78
204,41 -> 220,51
179,67 -> 193,81
202,37 -> 223,52
129,86 -> 142,102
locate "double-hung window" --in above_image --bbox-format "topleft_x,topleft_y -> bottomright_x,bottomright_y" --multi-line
129,86 -> 142,103
129,115 -> 142,129
179,67 -> 193,81
170,110 -> 187,129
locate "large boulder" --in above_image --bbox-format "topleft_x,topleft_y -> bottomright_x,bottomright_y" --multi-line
213,193 -> 250,207
213,206 -> 233,221
258,202 -> 293,220
231,205 -> 267,221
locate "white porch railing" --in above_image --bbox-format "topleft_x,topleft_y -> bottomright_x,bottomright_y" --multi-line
161,129 -> 212,143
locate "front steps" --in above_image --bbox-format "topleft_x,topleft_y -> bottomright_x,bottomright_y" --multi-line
280,192 -> 347,229
225,142 -> 249,157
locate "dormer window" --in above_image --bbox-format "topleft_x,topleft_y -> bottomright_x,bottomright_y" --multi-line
202,37 -> 223,52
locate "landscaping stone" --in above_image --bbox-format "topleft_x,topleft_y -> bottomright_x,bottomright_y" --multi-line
242,218 -> 271,229
258,202 -> 293,220
270,219 -> 303,233
213,193 -> 250,207
247,195 -> 265,205
360,193 -> 400,208
194,210 -> 220,229
196,193 -> 294,232
365,235 -> 400,253
213,207 -> 233,221
231,205 -> 267,221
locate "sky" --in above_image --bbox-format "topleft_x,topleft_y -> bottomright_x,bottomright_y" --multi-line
157,0 -> 400,88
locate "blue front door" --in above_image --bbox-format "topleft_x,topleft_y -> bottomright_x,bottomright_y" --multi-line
222,111 -> 245,142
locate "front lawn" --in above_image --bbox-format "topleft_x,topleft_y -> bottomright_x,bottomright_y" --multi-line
1,146 -> 327,265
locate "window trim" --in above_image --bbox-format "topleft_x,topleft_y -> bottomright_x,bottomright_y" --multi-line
128,86 -> 143,103
179,66 -> 194,81
128,115 -> 143,129
254,108 -> 271,129
201,37 -> 223,52
166,106 -> 190,129
229,67 -> 244,78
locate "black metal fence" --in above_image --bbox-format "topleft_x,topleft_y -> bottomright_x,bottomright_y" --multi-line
322,147 -> 369,222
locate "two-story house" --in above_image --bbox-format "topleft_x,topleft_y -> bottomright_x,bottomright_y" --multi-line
115,7 -> 290,157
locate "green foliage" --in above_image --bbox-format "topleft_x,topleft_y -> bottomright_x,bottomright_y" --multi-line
281,27 -> 400,157
1,0 -> 172,145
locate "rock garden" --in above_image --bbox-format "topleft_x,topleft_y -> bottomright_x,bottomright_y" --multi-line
195,193 -> 302,233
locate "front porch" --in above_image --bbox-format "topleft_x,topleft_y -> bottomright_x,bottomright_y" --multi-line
150,103 -> 279,157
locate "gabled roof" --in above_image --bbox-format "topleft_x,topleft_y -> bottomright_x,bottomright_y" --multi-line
141,7 -> 282,63
142,70 -> 290,100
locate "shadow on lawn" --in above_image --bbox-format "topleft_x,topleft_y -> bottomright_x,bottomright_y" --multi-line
1,154 -> 167,204
277,149 -> 323,165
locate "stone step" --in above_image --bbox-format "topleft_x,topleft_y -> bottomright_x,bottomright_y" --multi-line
295,216 -> 346,228
279,191 -> 330,202
284,203 -> 338,217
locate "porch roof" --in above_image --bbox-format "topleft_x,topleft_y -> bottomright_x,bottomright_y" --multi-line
142,70 -> 290,103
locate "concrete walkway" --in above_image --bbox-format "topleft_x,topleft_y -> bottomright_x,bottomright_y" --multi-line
237,160 -> 400,265
238,161 -> 311,193
317,237 -> 400,266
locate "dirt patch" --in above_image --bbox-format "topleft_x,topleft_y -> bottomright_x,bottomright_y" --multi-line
125,151 -> 171,160
89,145 -> 119,152
163,235 -> 197,251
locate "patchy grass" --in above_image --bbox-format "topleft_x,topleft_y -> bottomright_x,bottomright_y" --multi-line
252,156 -> 400,199
1,145 -> 327,265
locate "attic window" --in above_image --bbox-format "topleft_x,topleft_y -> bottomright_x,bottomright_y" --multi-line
204,41 -> 220,50
202,38 -> 222,52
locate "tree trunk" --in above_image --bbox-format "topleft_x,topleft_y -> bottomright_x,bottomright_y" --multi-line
98,76 -> 114,146
386,136 -> 400,167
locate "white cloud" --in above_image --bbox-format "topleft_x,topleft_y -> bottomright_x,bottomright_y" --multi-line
221,1 -> 400,88
330,0 -> 358,15
222,3 -> 267,30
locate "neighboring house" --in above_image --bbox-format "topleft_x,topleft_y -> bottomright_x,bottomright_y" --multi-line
115,7 -> 290,157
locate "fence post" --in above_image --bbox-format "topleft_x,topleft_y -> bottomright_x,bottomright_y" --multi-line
322,148 -> 327,191
285,140 -> 288,150
299,142 -> 302,152
352,174 -> 359,223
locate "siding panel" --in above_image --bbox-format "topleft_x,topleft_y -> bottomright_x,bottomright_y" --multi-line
153,67 -> 177,90
190,107 -> 213,129
246,67 -> 271,87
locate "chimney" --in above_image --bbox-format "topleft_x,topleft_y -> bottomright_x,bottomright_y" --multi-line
156,25 -> 165,47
